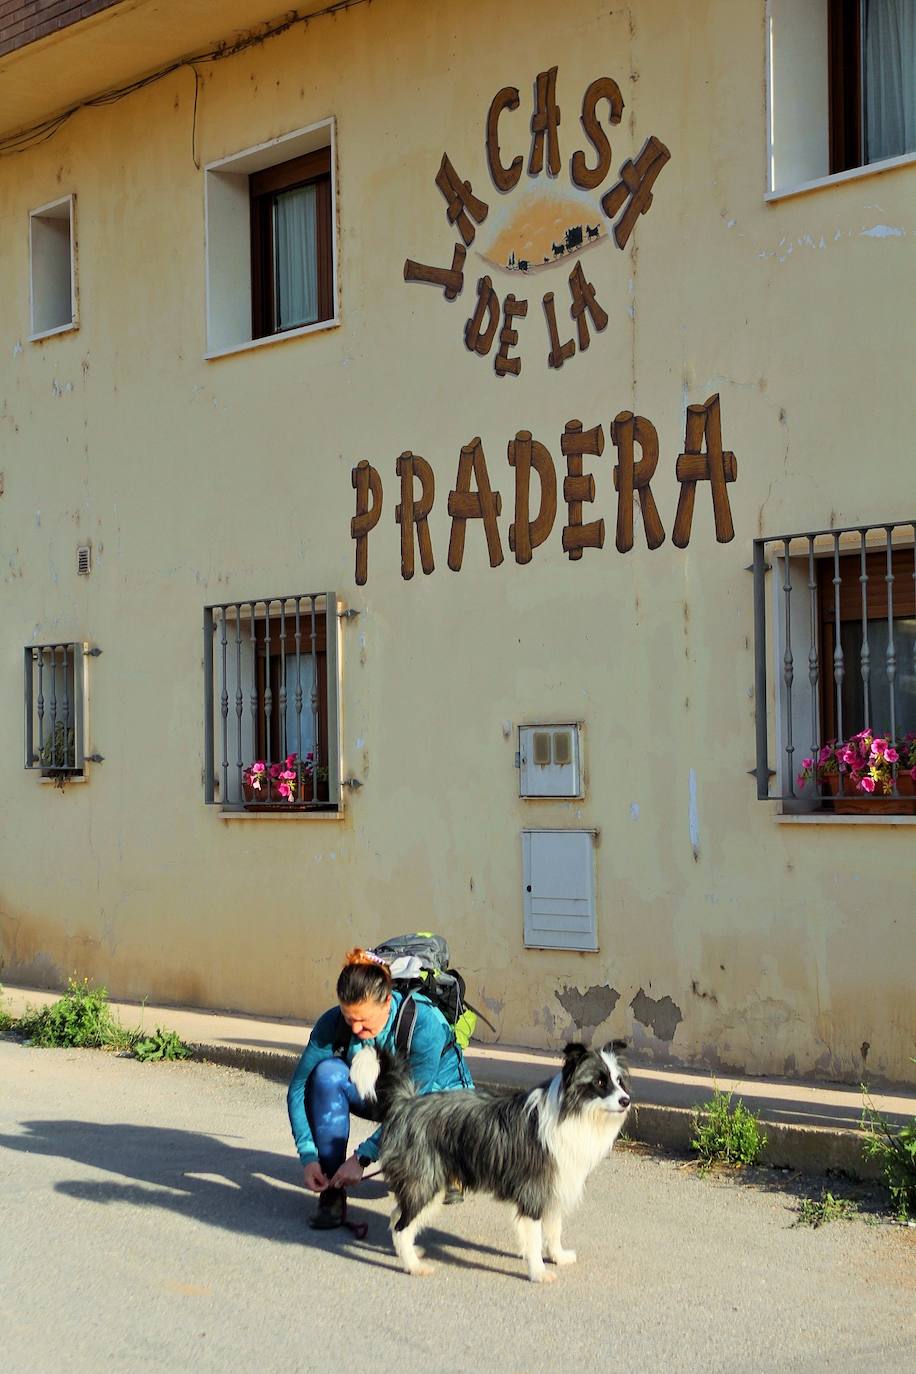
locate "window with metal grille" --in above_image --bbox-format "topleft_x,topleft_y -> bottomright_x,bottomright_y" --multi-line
752,521 -> 916,811
24,643 -> 87,776
203,594 -> 340,811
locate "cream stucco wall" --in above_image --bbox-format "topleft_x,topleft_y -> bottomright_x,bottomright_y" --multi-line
1,0 -> 914,1084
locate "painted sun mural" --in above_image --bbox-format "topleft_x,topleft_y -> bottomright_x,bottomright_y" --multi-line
481,191 -> 606,274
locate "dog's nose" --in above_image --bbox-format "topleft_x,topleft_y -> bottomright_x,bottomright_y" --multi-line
619,1094 -> 630,1109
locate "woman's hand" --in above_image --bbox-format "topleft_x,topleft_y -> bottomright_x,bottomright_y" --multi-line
328,1153 -> 365,1189
303,1161 -> 329,1192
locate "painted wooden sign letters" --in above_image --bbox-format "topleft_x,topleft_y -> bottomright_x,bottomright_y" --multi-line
350,68 -> 738,585
351,395 -> 738,584
403,65 -> 670,379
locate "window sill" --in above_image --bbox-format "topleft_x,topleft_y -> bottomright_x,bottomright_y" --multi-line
205,316 -> 340,362
776,812 -> 916,826
29,319 -> 79,343
218,808 -> 344,821
766,150 -> 916,203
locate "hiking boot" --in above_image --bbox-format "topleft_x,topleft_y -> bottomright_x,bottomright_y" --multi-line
443,1181 -> 465,1205
308,1186 -> 347,1230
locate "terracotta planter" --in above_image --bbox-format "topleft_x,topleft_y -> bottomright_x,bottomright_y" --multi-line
823,770 -> 916,816
241,772 -> 329,808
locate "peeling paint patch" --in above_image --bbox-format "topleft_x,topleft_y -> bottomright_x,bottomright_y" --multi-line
859,224 -> 904,238
688,769 -> 699,860
629,802 -> 640,820
630,988 -> 683,1041
556,983 -> 619,1033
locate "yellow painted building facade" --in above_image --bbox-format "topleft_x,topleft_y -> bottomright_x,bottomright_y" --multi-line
1,0 -> 914,1084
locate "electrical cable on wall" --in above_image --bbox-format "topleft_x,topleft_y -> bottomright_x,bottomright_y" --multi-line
0,0 -> 371,159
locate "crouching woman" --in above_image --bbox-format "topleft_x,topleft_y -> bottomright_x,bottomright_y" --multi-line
287,948 -> 474,1229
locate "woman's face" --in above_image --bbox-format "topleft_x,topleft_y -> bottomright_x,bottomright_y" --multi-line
340,996 -> 391,1040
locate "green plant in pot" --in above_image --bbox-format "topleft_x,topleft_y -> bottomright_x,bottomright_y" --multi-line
38,721 -> 76,773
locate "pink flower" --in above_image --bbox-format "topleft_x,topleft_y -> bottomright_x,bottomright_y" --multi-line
884,747 -> 899,763
872,738 -> 888,757
278,782 -> 291,798
859,775 -> 876,793
269,763 -> 282,779
817,745 -> 833,764
910,768 -> 916,782
801,757 -> 813,772
280,769 -> 296,781
252,761 -> 267,774
284,753 -> 297,767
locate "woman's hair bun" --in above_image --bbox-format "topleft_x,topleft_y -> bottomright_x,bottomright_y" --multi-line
343,947 -> 387,968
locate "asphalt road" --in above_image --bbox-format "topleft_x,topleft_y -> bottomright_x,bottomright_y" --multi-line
2,1038 -> 914,1374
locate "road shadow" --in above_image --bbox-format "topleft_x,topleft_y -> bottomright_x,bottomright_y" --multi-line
677,1157 -> 894,1225
0,1118 -> 524,1275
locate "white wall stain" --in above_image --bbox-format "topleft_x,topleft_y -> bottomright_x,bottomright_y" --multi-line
860,224 -> 904,238
688,769 -> 700,860
629,802 -> 640,820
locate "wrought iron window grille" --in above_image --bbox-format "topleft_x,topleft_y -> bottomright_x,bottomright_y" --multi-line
203,593 -> 341,811
24,642 -> 91,775
752,521 -> 916,810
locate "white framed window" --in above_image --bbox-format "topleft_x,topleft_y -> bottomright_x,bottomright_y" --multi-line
204,118 -> 338,359
766,0 -> 916,199
29,194 -> 77,340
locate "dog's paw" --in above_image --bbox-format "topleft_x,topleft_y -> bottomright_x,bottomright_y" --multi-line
406,1262 -> 435,1277
548,1248 -> 577,1266
529,1268 -> 557,1284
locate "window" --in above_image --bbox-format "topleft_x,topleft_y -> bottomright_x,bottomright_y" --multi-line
767,0 -> 916,195
24,643 -> 88,777
203,594 -> 340,811
751,521 -> 916,813
250,149 -> 333,338
29,194 -> 77,339
205,119 -> 337,357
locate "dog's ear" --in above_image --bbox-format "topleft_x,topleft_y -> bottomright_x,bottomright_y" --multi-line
562,1043 -> 588,1078
605,1038 -> 628,1056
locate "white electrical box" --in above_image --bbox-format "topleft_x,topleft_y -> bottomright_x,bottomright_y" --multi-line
519,723 -> 581,798
522,828 -> 597,951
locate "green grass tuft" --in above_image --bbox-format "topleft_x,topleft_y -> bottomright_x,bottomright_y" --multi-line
795,1191 -> 859,1228
691,1087 -> 768,1166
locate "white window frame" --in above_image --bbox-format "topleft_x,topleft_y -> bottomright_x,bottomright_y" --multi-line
203,117 -> 339,360
29,193 -> 78,341
764,0 -> 916,201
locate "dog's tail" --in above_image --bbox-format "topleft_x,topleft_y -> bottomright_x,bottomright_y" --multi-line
349,1044 -> 417,1114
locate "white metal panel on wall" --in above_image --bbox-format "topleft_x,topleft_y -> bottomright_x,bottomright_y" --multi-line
522,829 -> 597,951
519,724 -> 582,797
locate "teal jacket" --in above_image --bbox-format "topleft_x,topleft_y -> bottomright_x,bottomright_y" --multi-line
287,990 -> 474,1165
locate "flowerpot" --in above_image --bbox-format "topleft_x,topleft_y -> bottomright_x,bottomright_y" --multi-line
823,771 -> 916,816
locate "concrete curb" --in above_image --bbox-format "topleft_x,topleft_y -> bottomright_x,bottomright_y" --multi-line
189,1041 -> 885,1183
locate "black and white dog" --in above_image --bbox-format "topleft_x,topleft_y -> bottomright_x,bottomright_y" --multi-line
350,1040 -> 631,1283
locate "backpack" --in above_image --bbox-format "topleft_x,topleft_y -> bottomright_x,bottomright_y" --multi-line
332,932 -> 494,1056
369,931 -> 497,1052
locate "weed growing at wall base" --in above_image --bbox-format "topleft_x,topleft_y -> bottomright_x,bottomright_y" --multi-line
15,978 -> 125,1048
794,1191 -> 859,1228
12,977 -> 192,1062
691,1088 -> 768,1166
133,1027 -> 192,1062
862,1074 -> 916,1222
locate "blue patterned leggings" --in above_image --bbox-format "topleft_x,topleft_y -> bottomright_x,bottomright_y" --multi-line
304,1056 -> 381,1177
